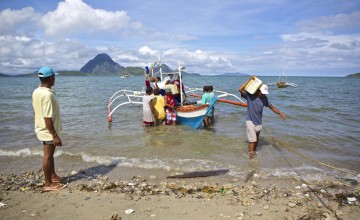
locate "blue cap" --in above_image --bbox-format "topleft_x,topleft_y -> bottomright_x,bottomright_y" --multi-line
38,66 -> 59,78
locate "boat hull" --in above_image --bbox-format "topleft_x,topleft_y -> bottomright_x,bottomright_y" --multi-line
176,97 -> 218,129
276,81 -> 289,88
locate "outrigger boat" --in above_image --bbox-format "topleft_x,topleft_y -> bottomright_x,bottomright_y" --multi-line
268,75 -> 298,88
108,61 -> 247,129
276,76 -> 298,88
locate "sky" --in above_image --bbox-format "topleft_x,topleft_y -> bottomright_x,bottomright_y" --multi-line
0,0 -> 359,76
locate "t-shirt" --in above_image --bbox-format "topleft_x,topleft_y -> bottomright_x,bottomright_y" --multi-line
145,80 -> 151,88
163,76 -> 172,85
153,95 -> 166,120
32,87 -> 62,141
201,92 -> 213,115
155,81 -> 165,89
165,95 -> 175,113
209,91 -> 215,99
201,92 -> 212,104
143,94 -> 155,122
242,92 -> 270,125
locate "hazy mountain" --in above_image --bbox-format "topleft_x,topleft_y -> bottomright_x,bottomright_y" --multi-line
1,54 -> 199,76
80,53 -> 125,75
0,73 -> 10,77
346,72 -> 360,77
221,72 -> 249,76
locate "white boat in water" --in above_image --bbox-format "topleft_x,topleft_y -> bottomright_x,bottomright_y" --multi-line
120,72 -> 130,78
108,58 -> 247,129
268,72 -> 297,88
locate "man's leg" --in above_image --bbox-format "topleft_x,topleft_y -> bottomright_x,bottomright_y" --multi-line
43,143 -> 56,186
254,131 -> 260,151
248,142 -> 257,159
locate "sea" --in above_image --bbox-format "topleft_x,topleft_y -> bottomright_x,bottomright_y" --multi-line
0,75 -> 359,181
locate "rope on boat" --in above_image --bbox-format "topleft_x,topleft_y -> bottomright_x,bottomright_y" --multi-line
263,126 -> 358,177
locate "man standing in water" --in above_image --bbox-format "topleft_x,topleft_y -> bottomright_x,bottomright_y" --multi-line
32,67 -> 66,191
239,76 -> 286,159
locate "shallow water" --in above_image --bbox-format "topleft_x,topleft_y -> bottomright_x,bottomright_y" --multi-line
0,75 -> 359,180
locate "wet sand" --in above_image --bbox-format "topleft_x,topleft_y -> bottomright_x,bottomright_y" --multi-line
0,156 -> 359,220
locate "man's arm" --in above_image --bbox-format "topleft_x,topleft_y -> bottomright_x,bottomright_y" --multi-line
269,105 -> 286,120
239,76 -> 255,96
44,117 -> 62,146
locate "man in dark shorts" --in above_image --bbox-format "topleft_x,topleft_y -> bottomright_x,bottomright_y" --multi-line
32,67 -> 66,191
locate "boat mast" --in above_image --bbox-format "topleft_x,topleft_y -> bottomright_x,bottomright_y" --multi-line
178,64 -> 185,106
158,51 -> 163,81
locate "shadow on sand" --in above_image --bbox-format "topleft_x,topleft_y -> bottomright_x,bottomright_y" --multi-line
65,163 -> 118,183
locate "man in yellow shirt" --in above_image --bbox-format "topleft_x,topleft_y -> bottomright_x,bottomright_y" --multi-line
32,66 -> 66,191
152,88 -> 166,125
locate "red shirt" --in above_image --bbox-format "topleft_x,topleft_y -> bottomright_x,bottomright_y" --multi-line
165,95 -> 175,112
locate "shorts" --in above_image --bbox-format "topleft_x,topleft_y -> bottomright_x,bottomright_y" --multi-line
143,121 -> 154,126
246,120 -> 262,142
42,141 -> 53,145
166,109 -> 176,123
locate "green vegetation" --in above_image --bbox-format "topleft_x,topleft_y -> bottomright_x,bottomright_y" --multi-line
121,67 -> 144,76
58,70 -> 86,76
346,72 -> 360,77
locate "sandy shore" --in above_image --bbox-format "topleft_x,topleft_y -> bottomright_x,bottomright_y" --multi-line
0,156 -> 359,220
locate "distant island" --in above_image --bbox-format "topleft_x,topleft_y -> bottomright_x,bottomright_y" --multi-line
1,53 -> 196,77
220,72 -> 249,76
346,72 -> 360,77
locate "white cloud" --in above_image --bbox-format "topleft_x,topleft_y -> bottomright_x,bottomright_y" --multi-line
0,7 -> 40,35
40,0 -> 142,37
297,11 -> 360,32
0,1 -> 359,76
138,46 -> 158,56
274,32 -> 360,71
0,34 -> 96,74
281,32 -> 360,52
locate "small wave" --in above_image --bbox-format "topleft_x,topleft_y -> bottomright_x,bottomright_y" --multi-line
0,148 -> 43,157
307,106 -> 338,112
262,165 -> 334,181
0,149 -> 342,181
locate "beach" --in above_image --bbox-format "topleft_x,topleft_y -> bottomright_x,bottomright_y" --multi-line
1,156 -> 359,220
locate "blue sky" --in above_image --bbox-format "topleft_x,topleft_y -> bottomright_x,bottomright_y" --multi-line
0,0 -> 359,76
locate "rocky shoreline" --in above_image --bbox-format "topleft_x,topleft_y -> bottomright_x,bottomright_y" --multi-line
1,168 -> 359,219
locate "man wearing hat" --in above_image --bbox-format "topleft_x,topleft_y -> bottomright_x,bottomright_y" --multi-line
239,76 -> 286,159
32,67 -> 66,191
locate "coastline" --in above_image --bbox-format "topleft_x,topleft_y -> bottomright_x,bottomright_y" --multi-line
1,156 -> 359,220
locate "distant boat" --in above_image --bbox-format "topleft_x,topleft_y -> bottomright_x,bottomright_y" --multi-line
276,79 -> 288,88
276,75 -> 298,88
120,72 -> 130,78
275,48 -> 297,88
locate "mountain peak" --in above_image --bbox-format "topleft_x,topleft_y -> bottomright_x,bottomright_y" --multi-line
80,53 -> 124,74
